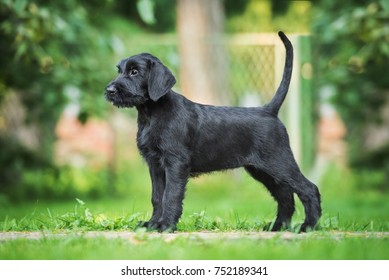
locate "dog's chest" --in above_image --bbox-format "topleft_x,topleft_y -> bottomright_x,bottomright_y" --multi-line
137,124 -> 155,149
136,120 -> 165,162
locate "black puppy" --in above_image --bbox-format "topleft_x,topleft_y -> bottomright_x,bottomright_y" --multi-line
105,32 -> 321,232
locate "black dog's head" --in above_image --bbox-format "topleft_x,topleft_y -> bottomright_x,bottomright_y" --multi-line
105,53 -> 176,108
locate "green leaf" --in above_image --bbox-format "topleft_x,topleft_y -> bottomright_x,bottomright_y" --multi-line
14,0 -> 27,14
380,43 -> 389,56
75,198 -> 85,206
380,0 -> 389,11
136,0 -> 156,25
14,42 -> 27,61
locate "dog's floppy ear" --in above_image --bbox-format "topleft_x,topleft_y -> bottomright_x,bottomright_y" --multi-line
148,60 -> 176,101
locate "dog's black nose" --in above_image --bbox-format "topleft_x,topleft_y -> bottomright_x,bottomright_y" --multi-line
106,85 -> 117,95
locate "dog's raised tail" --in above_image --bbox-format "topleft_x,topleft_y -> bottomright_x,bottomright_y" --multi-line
265,31 -> 293,115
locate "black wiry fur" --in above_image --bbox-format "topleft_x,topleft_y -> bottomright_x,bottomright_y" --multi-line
105,32 -> 321,232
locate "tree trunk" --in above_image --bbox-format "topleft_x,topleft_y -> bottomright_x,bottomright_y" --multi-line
177,0 -> 229,105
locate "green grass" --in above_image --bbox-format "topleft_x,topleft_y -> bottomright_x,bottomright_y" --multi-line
0,165 -> 388,259
1,171 -> 388,232
1,235 -> 387,260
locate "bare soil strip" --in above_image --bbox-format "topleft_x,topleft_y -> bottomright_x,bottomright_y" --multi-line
0,231 -> 388,243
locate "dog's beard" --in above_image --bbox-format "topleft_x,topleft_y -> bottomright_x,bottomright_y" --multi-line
105,91 -> 148,108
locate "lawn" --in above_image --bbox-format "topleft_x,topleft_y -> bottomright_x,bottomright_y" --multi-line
0,165 -> 388,260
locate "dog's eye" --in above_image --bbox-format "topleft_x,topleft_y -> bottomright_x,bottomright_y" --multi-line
129,69 -> 138,76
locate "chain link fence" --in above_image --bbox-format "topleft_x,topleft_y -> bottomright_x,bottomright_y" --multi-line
226,35 -> 276,106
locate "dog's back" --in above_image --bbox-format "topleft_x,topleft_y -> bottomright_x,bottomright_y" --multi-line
168,94 -> 286,174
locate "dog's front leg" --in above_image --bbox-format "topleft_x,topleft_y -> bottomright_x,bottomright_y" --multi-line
153,163 -> 189,232
138,162 -> 165,229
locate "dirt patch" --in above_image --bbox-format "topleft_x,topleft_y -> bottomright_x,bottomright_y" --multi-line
0,231 -> 388,243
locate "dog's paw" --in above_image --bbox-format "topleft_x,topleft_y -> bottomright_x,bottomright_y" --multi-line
299,223 -> 315,233
136,219 -> 177,233
148,220 -> 177,233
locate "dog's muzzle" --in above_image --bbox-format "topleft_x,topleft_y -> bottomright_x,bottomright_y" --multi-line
105,84 -> 117,96
105,84 -> 146,108
105,84 -> 120,106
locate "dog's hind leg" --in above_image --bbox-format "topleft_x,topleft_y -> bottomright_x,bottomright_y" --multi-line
245,166 -> 295,231
290,175 -> 321,232
260,156 -> 321,232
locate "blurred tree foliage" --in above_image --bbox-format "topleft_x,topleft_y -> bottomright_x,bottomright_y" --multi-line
313,0 -> 389,188
226,0 -> 311,33
0,0 -> 120,119
0,0 -> 153,200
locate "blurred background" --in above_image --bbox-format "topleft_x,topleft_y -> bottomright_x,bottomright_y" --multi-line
0,0 -> 388,218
